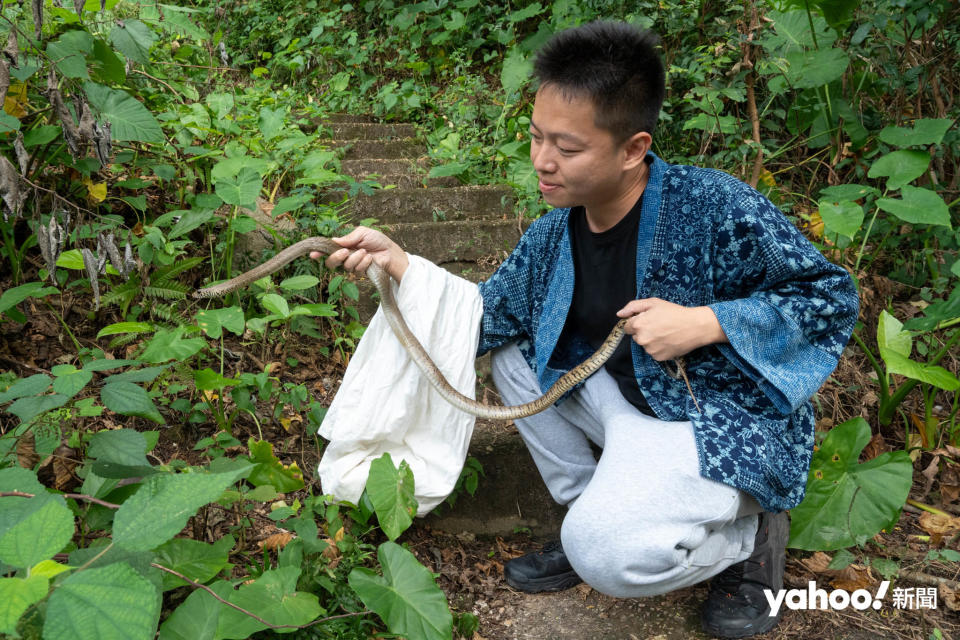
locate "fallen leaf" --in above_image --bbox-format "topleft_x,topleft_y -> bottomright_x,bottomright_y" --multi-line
16,433 -> 39,470
800,551 -> 833,574
829,564 -> 875,591
261,531 -> 294,551
862,432 -> 888,461
920,455 -> 941,499
918,511 -> 960,540
941,584 -> 960,611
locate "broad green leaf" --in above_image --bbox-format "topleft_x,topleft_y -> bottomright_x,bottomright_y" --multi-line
818,184 -> 878,202
31,559 -> 72,579
0,282 -> 59,318
44,562 -> 160,640
0,112 -> 19,135
501,46 -> 532,96
271,194 -> 312,217
51,367 -> 93,399
109,19 -> 158,64
113,466 -> 251,551
217,567 -> 322,639
247,439 -> 305,492
195,306 -> 245,339
84,82 -> 164,143
88,429 -> 155,478
91,38 -> 126,84
47,30 -> 93,79
101,366 -> 167,385
96,322 -> 154,339
349,542 -> 452,640
7,394 -> 69,424
258,106 -> 285,141
153,535 -> 234,591
0,467 -> 46,495
193,368 -> 240,391
789,418 -> 913,550
867,149 -> 930,190
56,249 -> 86,270
138,327 -> 206,363
23,125 -> 61,147
818,200 -> 863,239
82,359 -> 140,372
169,208 -> 215,239
157,579 -> 227,640
877,310 -> 911,358
215,167 -> 262,209
0,493 -> 73,568
101,382 -> 163,423
0,373 -> 52,403
205,92 -> 234,120
763,9 -> 834,52
904,283 -> 960,331
366,453 -> 417,541
782,47 -> 848,89
876,186 -> 951,228
0,575 -> 49,635
507,2 -> 544,22
260,293 -> 290,318
883,351 -> 960,391
291,303 -> 337,317
279,275 -> 319,291
878,118 -> 954,147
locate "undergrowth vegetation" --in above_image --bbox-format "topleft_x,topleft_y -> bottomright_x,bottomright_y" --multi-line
0,0 -> 957,637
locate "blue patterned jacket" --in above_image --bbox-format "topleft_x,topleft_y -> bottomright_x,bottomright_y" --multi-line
476,153 -> 859,512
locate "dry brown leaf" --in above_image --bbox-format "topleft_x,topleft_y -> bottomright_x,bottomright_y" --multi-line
800,551 -> 833,574
829,564 -> 875,591
920,454 -> 941,499
16,434 -> 39,470
261,531 -> 294,551
918,511 -> 960,537
862,432 -> 888,461
940,584 -> 960,611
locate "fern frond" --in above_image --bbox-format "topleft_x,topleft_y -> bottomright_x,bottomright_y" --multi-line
144,282 -> 190,300
155,257 -> 205,279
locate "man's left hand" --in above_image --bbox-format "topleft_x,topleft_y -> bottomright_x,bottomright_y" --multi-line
616,298 -> 728,361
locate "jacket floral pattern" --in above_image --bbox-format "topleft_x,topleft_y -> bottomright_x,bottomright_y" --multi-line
476,153 -> 859,512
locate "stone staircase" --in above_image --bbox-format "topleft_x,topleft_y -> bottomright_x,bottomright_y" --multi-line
322,114 -> 566,537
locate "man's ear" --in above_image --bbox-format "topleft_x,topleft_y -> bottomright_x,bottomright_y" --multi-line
622,131 -> 652,170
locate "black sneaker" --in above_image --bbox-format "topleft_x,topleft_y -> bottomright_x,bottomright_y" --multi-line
701,511 -> 789,638
504,540 -> 583,593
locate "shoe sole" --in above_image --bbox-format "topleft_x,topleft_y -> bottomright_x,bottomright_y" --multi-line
505,570 -> 583,593
701,611 -> 781,639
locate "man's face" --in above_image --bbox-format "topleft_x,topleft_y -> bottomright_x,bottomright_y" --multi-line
529,84 -> 630,212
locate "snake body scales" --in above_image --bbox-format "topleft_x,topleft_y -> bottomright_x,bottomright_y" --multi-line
194,237 -> 629,420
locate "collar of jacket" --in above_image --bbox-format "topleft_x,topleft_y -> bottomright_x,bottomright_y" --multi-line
534,152 -> 668,390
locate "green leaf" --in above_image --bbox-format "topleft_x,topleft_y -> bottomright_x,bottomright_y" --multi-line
217,567 -> 322,638
153,535 -> 234,591
247,439 -> 305,492
818,200 -> 863,239
195,306 -> 245,339
101,382 -> 163,423
904,283 -> 960,331
428,162 -> 468,179
113,466 -> 252,551
867,150 -> 930,190
84,82 -> 164,143
47,30 -> 93,79
109,19 -> 158,64
259,293 -> 290,318
271,194 -> 312,217
88,428 -> 155,478
349,542 -> 452,640
279,275 -> 319,291
157,580 -> 225,640
138,327 -> 206,363
0,282 -> 59,319
883,350 -> 960,391
23,125 -> 62,148
0,493 -> 73,568
878,118 -> 954,147
0,575 -> 50,635
783,47 -> 848,89
7,394 -> 69,424
91,38 -> 126,84
56,249 -> 86,270
82,358 -> 141,372
97,322 -> 155,339
44,562 -> 161,640
168,208 -> 214,238
789,418 -> 913,550
0,374 -> 52,403
0,467 -> 46,495
51,367 -> 93,399
101,366 -> 167,385
258,106 -> 285,141
205,92 -> 234,119
818,184 -> 878,202
193,368 -> 240,392
366,453 -> 417,541
215,167 -> 262,209
501,46 -> 532,96
877,310 -> 912,359
876,186 -> 951,228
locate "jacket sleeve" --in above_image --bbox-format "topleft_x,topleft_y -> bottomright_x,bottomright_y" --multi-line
707,178 -> 859,415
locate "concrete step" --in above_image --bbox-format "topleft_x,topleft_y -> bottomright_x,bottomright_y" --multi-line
328,121 -> 417,140
341,159 -> 459,189
321,113 -> 376,123
386,219 -> 524,264
327,138 -> 424,160
342,185 -> 515,224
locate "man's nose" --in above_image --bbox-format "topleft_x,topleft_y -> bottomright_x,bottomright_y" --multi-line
531,144 -> 556,173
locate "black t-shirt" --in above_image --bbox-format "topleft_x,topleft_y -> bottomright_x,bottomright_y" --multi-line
560,195 -> 656,416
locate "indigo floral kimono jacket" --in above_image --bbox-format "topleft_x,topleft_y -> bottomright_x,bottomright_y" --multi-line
476,153 -> 859,512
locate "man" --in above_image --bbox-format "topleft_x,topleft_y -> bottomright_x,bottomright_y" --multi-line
318,21 -> 858,638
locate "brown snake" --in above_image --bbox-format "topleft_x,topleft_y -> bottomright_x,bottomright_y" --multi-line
195,237 -> 696,419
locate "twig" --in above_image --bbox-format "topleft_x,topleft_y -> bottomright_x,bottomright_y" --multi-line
0,354 -> 49,374
130,68 -> 185,103
740,2 -> 764,188
0,490 -> 121,509
899,569 -> 960,591
149,563 -> 373,629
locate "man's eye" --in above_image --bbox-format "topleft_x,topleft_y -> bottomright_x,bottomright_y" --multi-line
558,147 -> 579,154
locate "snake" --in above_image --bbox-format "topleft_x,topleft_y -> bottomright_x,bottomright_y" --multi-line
194,237 -> 631,419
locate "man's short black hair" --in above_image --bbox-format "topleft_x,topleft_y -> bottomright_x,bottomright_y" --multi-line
533,21 -> 666,141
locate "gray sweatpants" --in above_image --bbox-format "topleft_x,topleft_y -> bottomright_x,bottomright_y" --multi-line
491,342 -> 763,597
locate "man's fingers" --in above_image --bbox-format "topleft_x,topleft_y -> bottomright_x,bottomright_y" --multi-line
617,298 -> 656,317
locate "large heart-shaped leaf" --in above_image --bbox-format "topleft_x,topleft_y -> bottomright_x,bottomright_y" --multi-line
44,561 -> 160,640
878,118 -> 954,147
867,149 -> 930,190
195,307 -> 245,339
818,199 -> 863,239
349,542 -> 452,640
366,453 -> 417,541
876,185 -> 951,227
215,167 -> 262,209
217,567 -> 322,639
84,82 -> 164,143
789,418 -> 913,550
108,19 -> 158,64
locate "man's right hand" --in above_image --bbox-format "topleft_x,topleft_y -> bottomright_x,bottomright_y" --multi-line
310,226 -> 410,282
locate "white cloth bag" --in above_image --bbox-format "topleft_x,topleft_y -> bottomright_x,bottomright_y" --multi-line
317,255 -> 482,515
